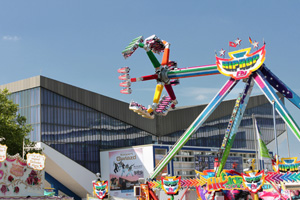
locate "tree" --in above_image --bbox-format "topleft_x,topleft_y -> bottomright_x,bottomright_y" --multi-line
0,88 -> 33,155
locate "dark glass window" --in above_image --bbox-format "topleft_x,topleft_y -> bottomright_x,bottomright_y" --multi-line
8,88 -> 41,141
157,103 -> 285,150
38,88 -> 153,173
8,87 -> 286,174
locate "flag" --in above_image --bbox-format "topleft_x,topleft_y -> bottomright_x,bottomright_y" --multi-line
229,41 -> 237,47
249,37 -> 253,44
255,118 -> 272,162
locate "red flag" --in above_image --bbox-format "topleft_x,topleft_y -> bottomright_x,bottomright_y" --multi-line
229,41 -> 237,47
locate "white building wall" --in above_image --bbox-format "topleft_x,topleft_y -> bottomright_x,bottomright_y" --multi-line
142,145 -> 154,178
100,150 -> 110,183
41,142 -> 95,198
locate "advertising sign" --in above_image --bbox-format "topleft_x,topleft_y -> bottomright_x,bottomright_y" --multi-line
216,45 -> 266,80
0,144 -> 7,162
109,148 -> 144,198
26,153 -> 46,170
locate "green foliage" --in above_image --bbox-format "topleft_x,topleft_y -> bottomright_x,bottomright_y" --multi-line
0,89 -> 33,156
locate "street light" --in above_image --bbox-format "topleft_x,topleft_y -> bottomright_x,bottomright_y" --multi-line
95,172 -> 101,181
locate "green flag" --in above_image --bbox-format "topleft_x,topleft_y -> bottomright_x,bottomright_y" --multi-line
255,118 -> 272,161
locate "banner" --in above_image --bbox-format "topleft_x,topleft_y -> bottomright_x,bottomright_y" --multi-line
254,118 -> 272,162
109,148 -> 144,198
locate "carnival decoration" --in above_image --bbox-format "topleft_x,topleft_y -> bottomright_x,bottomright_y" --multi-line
136,183 -> 159,200
265,171 -> 300,183
195,169 -> 244,191
161,176 -> 181,195
216,45 -> 265,80
277,157 -> 300,172
148,180 -> 162,189
259,190 -> 290,200
216,77 -> 254,177
44,187 -> 55,197
140,184 -> 150,200
219,49 -> 226,57
241,170 -> 265,193
26,153 -> 46,171
0,153 -> 44,197
235,38 -> 242,46
120,36 -> 300,191
147,167 -> 300,200
0,144 -> 7,162
148,177 -> 203,190
272,154 -> 280,172
93,180 -> 109,199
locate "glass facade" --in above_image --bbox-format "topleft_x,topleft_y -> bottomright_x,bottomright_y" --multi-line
40,88 -> 154,173
8,87 -> 286,174
8,87 -> 41,141
159,103 -> 286,150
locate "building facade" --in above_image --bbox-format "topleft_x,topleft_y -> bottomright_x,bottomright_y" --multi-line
0,76 -> 286,173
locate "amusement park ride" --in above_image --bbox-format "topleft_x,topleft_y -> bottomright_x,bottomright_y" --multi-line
111,35 -> 300,200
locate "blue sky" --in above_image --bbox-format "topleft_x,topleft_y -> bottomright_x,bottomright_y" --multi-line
0,1 -> 300,157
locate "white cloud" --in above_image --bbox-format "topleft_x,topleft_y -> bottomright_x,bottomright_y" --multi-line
2,35 -> 21,41
195,94 -> 207,101
176,86 -> 221,103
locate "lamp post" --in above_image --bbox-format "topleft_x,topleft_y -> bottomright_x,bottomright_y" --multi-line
272,101 -> 279,157
252,114 -> 260,170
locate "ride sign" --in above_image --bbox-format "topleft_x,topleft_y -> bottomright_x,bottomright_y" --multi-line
278,157 -> 300,172
0,144 -> 7,162
26,153 -> 46,170
216,45 -> 266,80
